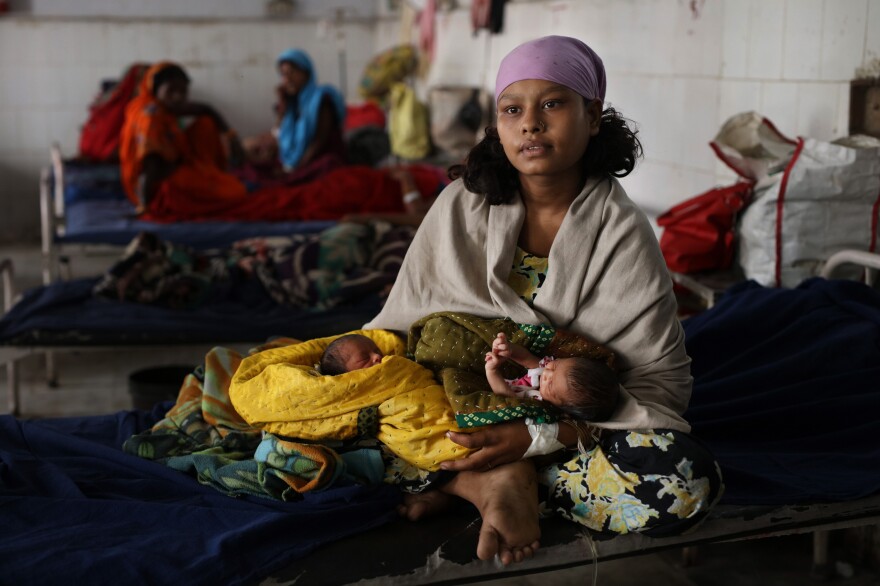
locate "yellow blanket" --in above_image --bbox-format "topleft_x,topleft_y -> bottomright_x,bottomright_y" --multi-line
229,330 -> 472,471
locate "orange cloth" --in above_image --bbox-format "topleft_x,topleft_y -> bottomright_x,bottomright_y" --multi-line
119,61 -> 246,214
79,63 -> 149,162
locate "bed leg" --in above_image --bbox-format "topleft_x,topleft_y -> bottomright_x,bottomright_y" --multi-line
811,530 -> 833,581
45,352 -> 59,388
1,258 -> 20,415
6,360 -> 18,416
59,256 -> 72,281
870,525 -> 880,572
680,545 -> 699,567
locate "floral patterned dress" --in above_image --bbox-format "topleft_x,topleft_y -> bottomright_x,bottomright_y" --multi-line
507,247 -> 724,536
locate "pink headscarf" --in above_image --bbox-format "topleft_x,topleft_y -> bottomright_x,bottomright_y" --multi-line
494,36 -> 606,104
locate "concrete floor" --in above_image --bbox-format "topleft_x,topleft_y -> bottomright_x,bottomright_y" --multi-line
2,243 -> 879,585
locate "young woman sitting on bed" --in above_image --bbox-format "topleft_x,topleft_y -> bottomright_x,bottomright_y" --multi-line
119,61 -> 248,217
239,48 -> 348,187
364,36 -> 724,565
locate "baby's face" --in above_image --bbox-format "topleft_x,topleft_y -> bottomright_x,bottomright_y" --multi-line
538,359 -> 575,406
341,337 -> 384,372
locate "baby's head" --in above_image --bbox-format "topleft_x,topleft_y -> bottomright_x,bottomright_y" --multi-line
320,334 -> 384,376
538,357 -> 618,422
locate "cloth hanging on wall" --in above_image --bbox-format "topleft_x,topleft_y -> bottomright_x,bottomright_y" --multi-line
471,0 -> 507,35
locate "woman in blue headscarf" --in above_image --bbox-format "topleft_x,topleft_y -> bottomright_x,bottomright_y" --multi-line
273,48 -> 347,171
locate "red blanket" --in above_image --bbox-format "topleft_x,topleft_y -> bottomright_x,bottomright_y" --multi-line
79,64 -> 149,162
141,164 -> 446,223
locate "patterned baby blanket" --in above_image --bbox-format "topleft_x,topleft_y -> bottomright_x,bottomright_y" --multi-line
123,339 -> 384,500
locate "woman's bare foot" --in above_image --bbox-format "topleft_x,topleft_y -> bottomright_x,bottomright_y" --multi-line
442,460 -> 541,565
397,489 -> 456,521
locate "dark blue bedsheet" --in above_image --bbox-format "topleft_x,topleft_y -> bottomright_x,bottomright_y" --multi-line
57,162 -> 334,249
683,278 -> 880,505
0,276 -> 381,345
1,277 -> 879,584
0,409 -> 401,586
63,199 -> 335,248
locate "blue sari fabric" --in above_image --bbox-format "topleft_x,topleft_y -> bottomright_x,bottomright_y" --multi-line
276,48 -> 347,170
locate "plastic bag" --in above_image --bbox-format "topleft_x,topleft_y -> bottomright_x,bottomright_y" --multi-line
717,112 -> 880,287
389,82 -> 431,161
657,182 -> 753,273
738,136 -> 880,287
428,86 -> 486,161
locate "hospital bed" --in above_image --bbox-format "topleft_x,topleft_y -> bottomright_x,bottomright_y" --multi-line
0,258 -> 383,416
40,144 -> 336,284
1,250 -> 879,585
22,143 -> 423,412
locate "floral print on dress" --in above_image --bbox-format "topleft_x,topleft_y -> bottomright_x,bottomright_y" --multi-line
543,429 -> 724,537
507,247 -> 548,305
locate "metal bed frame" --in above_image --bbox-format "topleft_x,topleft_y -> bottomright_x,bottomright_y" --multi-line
268,494 -> 880,585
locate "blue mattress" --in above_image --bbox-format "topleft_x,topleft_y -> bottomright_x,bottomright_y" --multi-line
0,276 -> 380,345
57,162 -> 334,249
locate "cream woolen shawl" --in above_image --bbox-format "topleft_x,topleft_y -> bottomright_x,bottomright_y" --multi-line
365,177 -> 692,432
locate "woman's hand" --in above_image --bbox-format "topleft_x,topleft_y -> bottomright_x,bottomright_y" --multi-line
441,421 -> 532,472
274,85 -> 289,121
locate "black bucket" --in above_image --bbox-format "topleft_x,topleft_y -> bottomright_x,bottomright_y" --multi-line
128,365 -> 195,410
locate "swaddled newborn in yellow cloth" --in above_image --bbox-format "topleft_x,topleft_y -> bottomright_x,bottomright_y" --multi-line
229,329 -> 472,471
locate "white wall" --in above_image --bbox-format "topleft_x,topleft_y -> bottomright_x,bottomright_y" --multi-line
27,0 -> 378,20
0,16 -> 375,243
1,0 -> 878,244
408,0 -> 880,217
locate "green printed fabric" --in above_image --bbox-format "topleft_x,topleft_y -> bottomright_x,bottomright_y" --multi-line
408,312 -> 532,378
408,312 -> 617,428
408,311 -> 618,427
439,368 -> 560,427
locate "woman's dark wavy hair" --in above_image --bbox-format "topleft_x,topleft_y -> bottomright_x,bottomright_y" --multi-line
151,64 -> 190,96
448,105 -> 643,205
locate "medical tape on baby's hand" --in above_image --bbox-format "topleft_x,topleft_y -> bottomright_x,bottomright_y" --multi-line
522,418 -> 565,458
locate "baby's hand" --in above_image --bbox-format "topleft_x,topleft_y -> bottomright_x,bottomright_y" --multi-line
492,332 -> 511,358
485,351 -> 501,371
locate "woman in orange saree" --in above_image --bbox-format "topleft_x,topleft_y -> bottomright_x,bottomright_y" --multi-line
79,62 -> 150,162
119,62 -> 247,219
